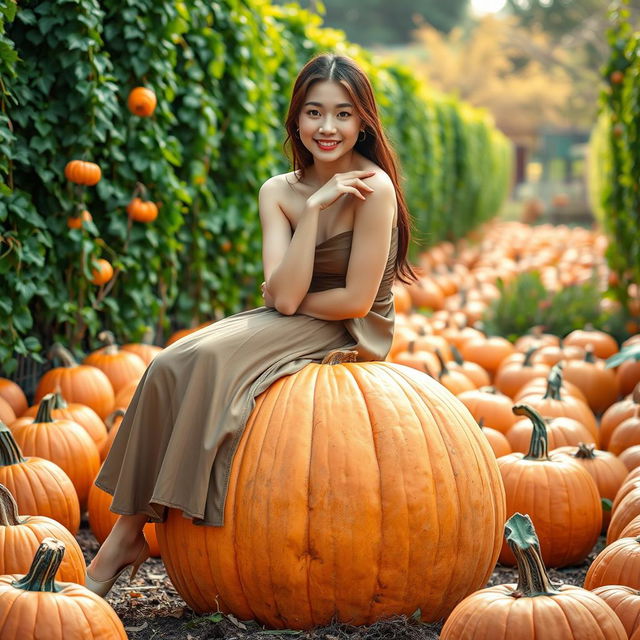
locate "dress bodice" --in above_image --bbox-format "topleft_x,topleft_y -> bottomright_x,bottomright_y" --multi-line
308,226 -> 398,361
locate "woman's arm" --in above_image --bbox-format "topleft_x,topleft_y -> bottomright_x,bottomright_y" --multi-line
296,174 -> 397,320
259,177 -> 320,316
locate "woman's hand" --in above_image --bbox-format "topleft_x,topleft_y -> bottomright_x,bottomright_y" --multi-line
307,170 -> 376,212
261,281 -> 275,308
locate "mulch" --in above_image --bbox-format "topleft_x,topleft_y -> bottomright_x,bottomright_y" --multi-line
77,523 -> 606,640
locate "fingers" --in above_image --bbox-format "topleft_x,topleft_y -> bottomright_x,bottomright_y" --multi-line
343,186 -> 366,200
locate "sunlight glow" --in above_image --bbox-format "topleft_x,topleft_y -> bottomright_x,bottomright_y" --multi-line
470,0 -> 508,15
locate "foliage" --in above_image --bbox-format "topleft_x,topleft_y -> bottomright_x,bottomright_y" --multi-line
272,0 -> 471,46
588,0 -> 640,309
483,271 -> 630,343
392,12 -> 611,133
0,0 -> 510,374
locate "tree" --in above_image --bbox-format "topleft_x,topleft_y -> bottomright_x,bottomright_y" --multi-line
271,0 -> 471,46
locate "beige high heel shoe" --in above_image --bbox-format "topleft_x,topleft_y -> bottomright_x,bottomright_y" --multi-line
85,538 -> 151,598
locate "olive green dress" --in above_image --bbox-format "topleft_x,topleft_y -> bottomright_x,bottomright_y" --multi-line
95,227 -> 398,526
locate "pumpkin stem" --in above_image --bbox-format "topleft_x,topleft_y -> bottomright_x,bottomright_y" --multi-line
479,385 -> 500,395
633,383 -> 640,404
434,348 -> 449,378
542,364 -> 563,401
407,340 -> 416,354
505,513 -> 560,597
584,345 -> 596,363
450,344 -> 464,366
0,422 -> 26,466
513,404 -> 549,460
321,350 -> 358,365
478,417 -> 485,429
105,409 -> 126,433
522,346 -> 538,367
98,330 -> 119,355
47,343 -> 78,367
52,390 -> 68,410
0,483 -> 22,526
575,442 -> 597,459
11,538 -> 65,593
34,393 -> 56,424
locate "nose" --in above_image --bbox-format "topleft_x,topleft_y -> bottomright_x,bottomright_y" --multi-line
319,116 -> 337,133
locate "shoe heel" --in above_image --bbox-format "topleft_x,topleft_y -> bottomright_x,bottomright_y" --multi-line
128,539 -> 151,583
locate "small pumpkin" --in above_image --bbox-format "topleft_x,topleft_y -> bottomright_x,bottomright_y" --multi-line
0,483 -> 84,583
11,394 -> 100,509
440,513 -> 626,640
608,405 -> 640,456
493,346 -> 550,399
0,422 -> 80,534
0,538 -> 128,639
457,386 -> 518,434
84,331 -> 147,394
552,443 -> 628,531
497,404 -> 602,567
35,343 -> 115,420
0,379 -> 27,417
564,327 -> 619,359
0,397 -> 15,426
126,197 -> 158,223
90,258 -> 114,286
506,415 -> 595,454
67,209 -> 92,229
620,445 -> 640,471
601,385 -> 640,451
127,86 -> 157,117
21,390 -> 108,453
64,160 -> 101,186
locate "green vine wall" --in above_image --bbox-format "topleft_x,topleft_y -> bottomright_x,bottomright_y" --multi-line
588,0 -> 640,310
0,0 -> 511,374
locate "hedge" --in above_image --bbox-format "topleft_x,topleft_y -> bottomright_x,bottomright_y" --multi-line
0,0 -> 511,374
587,0 -> 640,309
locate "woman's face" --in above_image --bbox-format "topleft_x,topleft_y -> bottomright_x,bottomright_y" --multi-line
297,80 -> 363,161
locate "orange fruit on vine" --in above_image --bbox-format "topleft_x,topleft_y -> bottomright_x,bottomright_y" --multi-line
610,70 -> 624,84
90,259 -> 114,285
126,197 -> 158,223
67,210 -> 92,229
64,160 -> 102,186
127,87 -> 157,117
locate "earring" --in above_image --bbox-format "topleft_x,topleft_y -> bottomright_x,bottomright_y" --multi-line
358,129 -> 367,142
295,128 -> 300,137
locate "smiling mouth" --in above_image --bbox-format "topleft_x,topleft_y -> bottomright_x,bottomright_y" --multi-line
315,140 -> 341,149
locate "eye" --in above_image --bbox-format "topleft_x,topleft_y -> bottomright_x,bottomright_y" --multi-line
338,112 -> 351,118
306,109 -> 320,116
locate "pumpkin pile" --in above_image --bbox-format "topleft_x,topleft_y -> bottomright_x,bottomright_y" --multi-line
1,218 -> 640,633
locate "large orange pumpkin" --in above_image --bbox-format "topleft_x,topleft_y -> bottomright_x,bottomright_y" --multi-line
592,584 -> 640,639
0,538 -> 127,639
157,352 -> 506,628
440,514 -> 626,640
0,422 -> 80,534
0,484 -> 85,584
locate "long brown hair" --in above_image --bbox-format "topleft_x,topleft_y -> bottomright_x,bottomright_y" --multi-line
283,53 -> 417,285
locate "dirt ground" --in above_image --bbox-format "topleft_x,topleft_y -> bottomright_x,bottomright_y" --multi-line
77,524 -> 605,640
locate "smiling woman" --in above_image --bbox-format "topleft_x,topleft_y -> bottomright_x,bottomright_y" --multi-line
87,52 -> 418,601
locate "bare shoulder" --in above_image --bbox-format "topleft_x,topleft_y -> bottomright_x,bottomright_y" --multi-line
259,172 -> 291,196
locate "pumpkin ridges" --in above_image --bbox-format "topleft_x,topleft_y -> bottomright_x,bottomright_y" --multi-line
159,360 -> 505,628
11,399 -> 100,510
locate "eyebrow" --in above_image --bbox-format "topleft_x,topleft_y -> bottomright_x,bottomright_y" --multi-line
304,101 -> 353,108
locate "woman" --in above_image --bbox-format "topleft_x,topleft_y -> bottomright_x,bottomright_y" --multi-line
86,52 -> 416,596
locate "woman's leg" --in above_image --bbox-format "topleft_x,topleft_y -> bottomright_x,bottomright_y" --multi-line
86,512 -> 149,581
